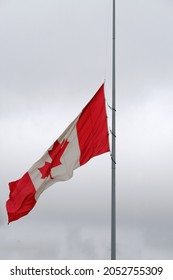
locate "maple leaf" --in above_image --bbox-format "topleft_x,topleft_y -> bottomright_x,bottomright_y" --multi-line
38,139 -> 69,179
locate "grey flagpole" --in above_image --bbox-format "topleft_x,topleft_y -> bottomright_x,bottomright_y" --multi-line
111,0 -> 116,260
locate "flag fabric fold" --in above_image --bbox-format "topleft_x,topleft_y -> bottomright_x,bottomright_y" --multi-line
6,84 -> 110,223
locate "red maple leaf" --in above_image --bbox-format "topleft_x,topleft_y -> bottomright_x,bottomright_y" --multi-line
38,139 -> 69,179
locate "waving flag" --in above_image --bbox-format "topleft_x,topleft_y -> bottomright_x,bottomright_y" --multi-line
6,84 -> 110,223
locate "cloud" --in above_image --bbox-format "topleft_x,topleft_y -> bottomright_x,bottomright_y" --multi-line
0,221 -> 110,260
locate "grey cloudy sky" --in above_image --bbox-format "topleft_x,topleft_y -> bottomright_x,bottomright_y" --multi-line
1,0 -> 173,260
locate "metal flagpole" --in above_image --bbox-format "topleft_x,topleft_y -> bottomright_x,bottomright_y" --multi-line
111,0 -> 116,260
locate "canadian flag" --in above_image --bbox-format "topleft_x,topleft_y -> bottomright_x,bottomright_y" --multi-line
6,84 -> 110,223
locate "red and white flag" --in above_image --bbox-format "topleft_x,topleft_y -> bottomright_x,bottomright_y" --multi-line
6,84 -> 110,223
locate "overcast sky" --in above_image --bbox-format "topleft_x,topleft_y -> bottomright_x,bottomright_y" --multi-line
1,0 -> 173,260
